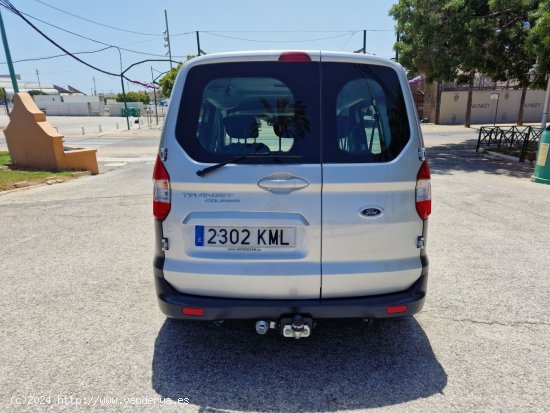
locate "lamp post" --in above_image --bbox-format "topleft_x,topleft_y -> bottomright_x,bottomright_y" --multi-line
542,74 -> 550,130
109,46 -> 130,130
529,61 -> 550,130
36,69 -> 41,92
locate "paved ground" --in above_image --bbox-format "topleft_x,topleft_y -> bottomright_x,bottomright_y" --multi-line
0,124 -> 548,412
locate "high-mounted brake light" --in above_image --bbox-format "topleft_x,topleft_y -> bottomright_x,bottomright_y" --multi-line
416,160 -> 431,220
153,155 -> 171,221
278,52 -> 312,62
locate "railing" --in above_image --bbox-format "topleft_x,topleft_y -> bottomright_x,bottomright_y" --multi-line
476,125 -> 542,162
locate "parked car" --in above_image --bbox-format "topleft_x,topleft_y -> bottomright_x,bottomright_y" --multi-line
153,51 -> 431,338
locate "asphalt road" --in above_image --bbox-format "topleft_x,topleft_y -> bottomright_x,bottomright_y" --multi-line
0,125 -> 548,412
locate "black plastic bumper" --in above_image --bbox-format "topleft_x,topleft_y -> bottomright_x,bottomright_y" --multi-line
154,270 -> 428,321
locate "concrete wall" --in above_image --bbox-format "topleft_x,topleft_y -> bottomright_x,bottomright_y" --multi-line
33,95 -> 103,116
438,89 -> 546,125
34,95 -> 62,104
36,102 -> 103,116
61,95 -> 100,103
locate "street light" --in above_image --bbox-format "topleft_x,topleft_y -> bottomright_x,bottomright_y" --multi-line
542,75 -> 550,129
119,59 -> 180,129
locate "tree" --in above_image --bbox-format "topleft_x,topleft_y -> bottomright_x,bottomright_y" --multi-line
115,91 -> 150,104
390,0 -> 542,127
158,63 -> 182,98
528,1 -> 550,81
158,55 -> 196,97
479,0 -> 540,125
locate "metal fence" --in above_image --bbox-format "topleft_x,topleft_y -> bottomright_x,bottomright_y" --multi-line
476,125 -> 542,162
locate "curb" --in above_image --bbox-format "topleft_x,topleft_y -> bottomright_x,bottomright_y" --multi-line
479,148 -> 535,165
0,171 -> 93,196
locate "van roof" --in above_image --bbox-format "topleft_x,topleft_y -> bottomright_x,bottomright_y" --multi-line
184,50 -> 403,71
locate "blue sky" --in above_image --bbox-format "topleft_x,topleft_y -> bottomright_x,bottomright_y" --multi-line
1,0 -> 398,94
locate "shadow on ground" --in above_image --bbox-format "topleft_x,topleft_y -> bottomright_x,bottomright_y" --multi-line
428,138 -> 534,179
152,317 -> 446,412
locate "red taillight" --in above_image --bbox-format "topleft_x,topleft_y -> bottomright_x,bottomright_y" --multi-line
416,160 -> 431,220
386,305 -> 408,314
278,52 -> 312,62
182,307 -> 204,316
153,155 -> 171,221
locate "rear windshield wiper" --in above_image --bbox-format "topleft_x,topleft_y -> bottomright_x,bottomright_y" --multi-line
196,153 -> 301,177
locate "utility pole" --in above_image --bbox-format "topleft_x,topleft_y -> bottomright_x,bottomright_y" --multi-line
0,8 -> 18,94
92,76 -> 97,96
151,66 -> 158,125
36,69 -> 41,92
163,10 -> 173,69
196,31 -> 202,56
353,30 -> 366,54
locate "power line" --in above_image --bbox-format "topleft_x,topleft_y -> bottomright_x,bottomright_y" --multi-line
187,30 -> 394,33
0,46 -> 116,64
18,10 -> 170,58
4,3 -> 179,58
202,31 -> 353,43
0,0 -> 181,89
0,0 -> 119,77
340,32 -> 357,51
32,0 -> 162,37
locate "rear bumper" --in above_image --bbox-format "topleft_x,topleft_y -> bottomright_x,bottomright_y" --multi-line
154,219 -> 429,320
154,269 -> 428,320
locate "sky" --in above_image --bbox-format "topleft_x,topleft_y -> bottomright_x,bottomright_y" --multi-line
0,0 -> 399,94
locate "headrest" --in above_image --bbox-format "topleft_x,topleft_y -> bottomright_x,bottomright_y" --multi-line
223,115 -> 259,139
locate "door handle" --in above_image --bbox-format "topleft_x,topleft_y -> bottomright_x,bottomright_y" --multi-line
258,174 -> 309,193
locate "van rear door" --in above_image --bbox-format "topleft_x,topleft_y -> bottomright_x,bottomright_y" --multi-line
320,56 -> 424,298
162,54 -> 322,299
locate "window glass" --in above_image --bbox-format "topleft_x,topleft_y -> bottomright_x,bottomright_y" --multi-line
176,62 -> 320,164
323,63 -> 410,163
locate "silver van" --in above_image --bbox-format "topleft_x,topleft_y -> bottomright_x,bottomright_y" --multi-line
153,51 -> 431,338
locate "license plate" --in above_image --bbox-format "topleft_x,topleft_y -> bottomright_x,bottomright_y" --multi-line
195,226 -> 296,248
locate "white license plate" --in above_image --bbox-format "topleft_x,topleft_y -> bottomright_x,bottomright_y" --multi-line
195,226 -> 296,248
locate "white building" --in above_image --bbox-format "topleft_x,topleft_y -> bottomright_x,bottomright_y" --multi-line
0,75 -> 58,97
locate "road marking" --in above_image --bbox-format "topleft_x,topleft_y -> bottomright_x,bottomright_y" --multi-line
69,139 -> 127,148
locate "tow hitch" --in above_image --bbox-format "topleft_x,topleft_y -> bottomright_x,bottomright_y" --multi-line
255,315 -> 314,339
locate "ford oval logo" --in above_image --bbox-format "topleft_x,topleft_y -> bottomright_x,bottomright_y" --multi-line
361,207 -> 383,217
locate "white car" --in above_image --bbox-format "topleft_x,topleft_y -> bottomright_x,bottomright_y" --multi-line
153,51 -> 431,338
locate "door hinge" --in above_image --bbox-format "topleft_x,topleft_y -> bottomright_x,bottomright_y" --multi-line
417,236 -> 425,249
161,237 -> 169,251
160,147 -> 168,161
418,148 -> 426,161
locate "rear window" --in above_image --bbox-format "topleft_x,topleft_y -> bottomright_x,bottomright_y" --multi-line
176,62 -> 321,164
175,60 -> 410,164
322,62 -> 411,163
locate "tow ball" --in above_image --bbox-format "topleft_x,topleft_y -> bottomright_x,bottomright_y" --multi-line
255,315 -> 314,339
